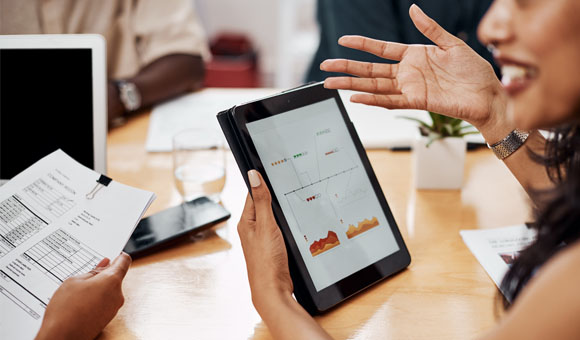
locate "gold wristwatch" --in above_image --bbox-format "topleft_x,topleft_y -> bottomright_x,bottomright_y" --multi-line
487,129 -> 530,160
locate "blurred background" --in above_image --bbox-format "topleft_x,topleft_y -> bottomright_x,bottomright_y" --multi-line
195,0 -> 495,89
195,0 -> 319,88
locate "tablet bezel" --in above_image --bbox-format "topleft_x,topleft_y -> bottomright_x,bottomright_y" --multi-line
0,34 -> 107,176
232,83 -> 411,312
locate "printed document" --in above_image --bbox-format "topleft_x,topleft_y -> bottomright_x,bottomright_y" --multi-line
460,224 -> 537,291
0,150 -> 155,339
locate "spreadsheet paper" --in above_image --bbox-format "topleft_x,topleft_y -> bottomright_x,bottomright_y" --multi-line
0,150 -> 155,340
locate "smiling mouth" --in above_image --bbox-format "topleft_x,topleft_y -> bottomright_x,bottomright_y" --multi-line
500,64 -> 538,97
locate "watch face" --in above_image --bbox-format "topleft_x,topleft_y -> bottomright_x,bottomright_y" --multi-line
127,90 -> 137,103
119,82 -> 141,111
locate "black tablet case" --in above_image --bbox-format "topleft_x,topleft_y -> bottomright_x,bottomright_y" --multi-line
217,84 -> 410,314
217,94 -> 323,314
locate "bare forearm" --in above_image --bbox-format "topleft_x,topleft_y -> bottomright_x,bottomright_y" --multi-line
254,291 -> 333,340
108,54 -> 204,123
131,54 -> 204,108
478,101 -> 553,199
502,130 -> 552,193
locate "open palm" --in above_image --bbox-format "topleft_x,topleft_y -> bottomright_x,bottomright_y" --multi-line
321,5 -> 506,129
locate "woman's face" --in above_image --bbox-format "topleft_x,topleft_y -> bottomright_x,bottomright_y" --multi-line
478,0 -> 580,130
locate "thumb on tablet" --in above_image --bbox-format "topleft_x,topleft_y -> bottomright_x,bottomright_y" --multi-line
248,170 -> 275,222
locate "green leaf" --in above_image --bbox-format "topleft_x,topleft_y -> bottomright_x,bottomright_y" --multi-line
450,119 -> 464,127
442,124 -> 454,137
397,116 -> 432,130
428,111 -> 440,127
425,134 -> 444,147
403,111 -> 475,140
451,125 -> 463,134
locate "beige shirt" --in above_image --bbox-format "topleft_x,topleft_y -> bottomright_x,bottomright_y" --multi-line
0,0 -> 210,79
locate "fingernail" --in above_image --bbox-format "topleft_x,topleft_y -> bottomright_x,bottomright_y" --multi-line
96,258 -> 110,268
411,4 -> 422,13
248,170 -> 261,187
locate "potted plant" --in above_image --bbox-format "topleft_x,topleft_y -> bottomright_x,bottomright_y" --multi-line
402,112 -> 478,190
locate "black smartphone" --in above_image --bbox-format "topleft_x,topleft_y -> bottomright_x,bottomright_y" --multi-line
124,197 -> 231,257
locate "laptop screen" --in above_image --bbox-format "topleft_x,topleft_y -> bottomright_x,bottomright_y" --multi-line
0,48 -> 94,179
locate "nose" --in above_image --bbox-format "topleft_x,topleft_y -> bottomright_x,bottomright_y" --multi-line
478,0 -> 514,48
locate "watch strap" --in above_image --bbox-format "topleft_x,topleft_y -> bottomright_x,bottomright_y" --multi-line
487,129 -> 530,160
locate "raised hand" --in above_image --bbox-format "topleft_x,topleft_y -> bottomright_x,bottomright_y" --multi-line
321,4 -> 508,134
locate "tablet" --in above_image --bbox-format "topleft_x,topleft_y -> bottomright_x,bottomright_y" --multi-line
218,82 -> 410,313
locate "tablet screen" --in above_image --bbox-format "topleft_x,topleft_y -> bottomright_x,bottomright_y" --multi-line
247,98 -> 400,291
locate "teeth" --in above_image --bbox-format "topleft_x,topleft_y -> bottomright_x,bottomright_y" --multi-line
501,65 -> 534,86
502,65 -> 527,78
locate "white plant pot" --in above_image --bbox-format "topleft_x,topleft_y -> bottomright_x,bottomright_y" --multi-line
413,135 -> 467,190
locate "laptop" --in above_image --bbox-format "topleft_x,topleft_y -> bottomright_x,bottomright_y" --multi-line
0,34 -> 107,184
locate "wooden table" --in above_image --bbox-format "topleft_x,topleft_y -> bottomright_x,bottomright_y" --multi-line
101,110 -> 531,340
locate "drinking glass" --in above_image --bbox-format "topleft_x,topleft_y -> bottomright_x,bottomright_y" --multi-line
172,128 -> 226,202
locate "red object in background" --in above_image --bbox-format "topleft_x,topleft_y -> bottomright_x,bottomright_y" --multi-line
204,33 -> 259,88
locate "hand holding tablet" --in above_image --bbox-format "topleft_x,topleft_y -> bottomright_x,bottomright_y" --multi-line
218,82 -> 410,313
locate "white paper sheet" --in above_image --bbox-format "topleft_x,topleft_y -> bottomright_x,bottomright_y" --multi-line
145,88 -> 485,153
0,150 -> 155,340
460,225 -> 537,289
145,88 -> 278,152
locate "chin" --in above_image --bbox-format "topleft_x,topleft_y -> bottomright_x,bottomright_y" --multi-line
511,107 -> 542,131
512,101 -> 578,132
508,81 -> 573,130
510,93 -> 547,131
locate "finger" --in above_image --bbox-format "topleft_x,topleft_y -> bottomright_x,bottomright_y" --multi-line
90,257 -> 111,275
320,59 -> 397,79
76,257 -> 111,279
247,170 -> 275,223
409,4 -> 462,49
338,35 -> 408,61
324,77 -> 401,95
95,257 -> 110,269
350,93 -> 415,110
100,252 -> 132,281
238,193 -> 256,236
241,193 -> 256,223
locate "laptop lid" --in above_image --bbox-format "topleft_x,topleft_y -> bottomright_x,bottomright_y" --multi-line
0,34 -> 107,179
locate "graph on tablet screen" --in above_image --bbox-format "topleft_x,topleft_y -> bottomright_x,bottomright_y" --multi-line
247,98 -> 400,291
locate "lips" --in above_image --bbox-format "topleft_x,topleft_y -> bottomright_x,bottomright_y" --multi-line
499,64 -> 538,97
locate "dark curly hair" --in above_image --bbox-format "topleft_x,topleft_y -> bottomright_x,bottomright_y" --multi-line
500,123 -> 580,307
